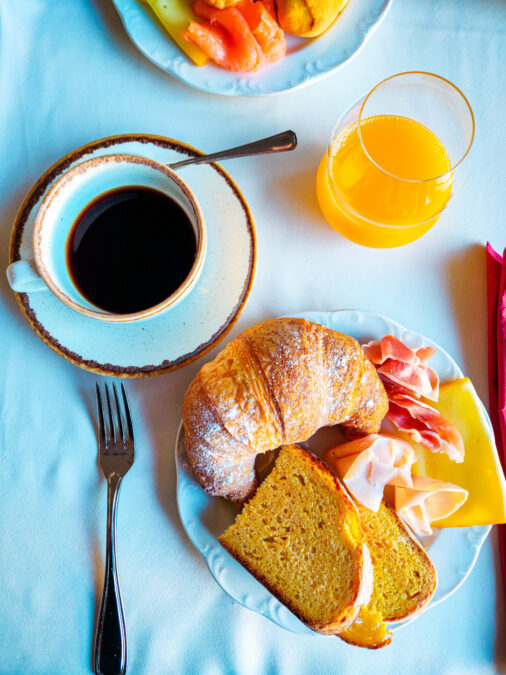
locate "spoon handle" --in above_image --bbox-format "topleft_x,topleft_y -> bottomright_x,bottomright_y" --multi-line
169,130 -> 297,170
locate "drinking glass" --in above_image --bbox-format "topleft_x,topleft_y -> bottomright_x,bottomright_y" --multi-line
316,72 -> 475,248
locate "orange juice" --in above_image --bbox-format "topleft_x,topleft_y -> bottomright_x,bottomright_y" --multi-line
316,115 -> 453,247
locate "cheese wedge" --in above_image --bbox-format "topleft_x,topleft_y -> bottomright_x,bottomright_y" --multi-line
413,377 -> 506,527
144,0 -> 208,66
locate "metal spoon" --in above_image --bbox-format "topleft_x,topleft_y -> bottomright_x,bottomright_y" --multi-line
168,130 -> 297,170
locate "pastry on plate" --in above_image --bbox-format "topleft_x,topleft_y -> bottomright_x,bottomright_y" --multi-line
338,499 -> 437,648
220,445 -> 437,646
220,444 -> 373,633
352,500 -> 437,623
182,318 -> 388,503
277,0 -> 350,37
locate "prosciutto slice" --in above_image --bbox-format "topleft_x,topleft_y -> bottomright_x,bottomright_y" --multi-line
387,385 -> 464,462
362,334 -> 463,463
325,434 -> 415,512
395,475 -> 468,536
363,335 -> 439,401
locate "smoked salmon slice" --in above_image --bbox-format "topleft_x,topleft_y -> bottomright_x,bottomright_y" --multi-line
260,0 -> 277,19
237,1 -> 286,63
185,2 -> 264,72
184,0 -> 285,72
184,20 -> 228,66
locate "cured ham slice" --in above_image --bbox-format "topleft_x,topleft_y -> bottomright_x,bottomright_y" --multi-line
387,385 -> 465,463
363,335 -> 439,401
362,335 -> 463,463
395,474 -> 468,536
328,335 -> 469,534
325,434 -> 415,512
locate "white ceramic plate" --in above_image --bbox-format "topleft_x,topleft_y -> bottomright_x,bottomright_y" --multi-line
9,135 -> 256,377
112,0 -> 393,96
175,309 -> 491,635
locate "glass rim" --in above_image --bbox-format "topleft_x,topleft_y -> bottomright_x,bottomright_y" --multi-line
355,71 -> 475,184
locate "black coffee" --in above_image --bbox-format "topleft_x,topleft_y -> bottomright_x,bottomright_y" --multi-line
66,186 -> 197,314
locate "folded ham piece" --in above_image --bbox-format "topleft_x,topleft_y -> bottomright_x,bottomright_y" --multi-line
395,475 -> 468,536
363,335 -> 439,401
386,385 -> 465,463
325,434 -> 415,512
325,434 -> 468,537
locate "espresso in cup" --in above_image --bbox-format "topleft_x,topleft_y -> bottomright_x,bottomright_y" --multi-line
6,154 -> 207,323
66,186 -> 197,315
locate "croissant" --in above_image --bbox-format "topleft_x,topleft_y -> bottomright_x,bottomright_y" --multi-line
182,318 -> 388,502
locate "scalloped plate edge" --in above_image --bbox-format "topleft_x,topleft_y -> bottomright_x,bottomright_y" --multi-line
112,0 -> 394,96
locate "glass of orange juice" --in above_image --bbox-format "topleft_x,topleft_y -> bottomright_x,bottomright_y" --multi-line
316,72 -> 475,248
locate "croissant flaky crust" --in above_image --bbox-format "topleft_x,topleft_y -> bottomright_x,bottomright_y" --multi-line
182,318 -> 388,502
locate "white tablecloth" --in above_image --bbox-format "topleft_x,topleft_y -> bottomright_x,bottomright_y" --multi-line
0,0 -> 505,673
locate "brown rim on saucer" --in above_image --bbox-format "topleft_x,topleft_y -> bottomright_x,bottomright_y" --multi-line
9,134 -> 257,377
33,154 -> 207,323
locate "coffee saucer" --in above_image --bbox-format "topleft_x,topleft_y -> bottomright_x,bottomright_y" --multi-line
9,135 -> 257,377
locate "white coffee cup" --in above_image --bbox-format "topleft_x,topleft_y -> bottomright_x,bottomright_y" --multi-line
6,154 -> 206,322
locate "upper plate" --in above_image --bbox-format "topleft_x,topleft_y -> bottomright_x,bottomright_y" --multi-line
9,135 -> 256,377
112,0 -> 393,96
175,309 -> 491,635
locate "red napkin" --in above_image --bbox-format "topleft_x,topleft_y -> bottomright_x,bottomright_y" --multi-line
486,242 -> 506,593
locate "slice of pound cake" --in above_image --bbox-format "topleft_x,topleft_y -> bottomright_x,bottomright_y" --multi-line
219,444 -> 372,634
339,499 -> 437,649
355,499 -> 437,622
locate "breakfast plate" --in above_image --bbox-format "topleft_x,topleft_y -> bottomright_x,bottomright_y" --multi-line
9,134 -> 256,377
112,0 -> 393,96
175,309 -> 492,635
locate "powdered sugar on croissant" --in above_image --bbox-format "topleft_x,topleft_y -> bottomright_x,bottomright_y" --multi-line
182,318 -> 388,502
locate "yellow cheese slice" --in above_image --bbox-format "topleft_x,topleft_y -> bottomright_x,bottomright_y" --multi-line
413,377 -> 506,527
144,0 -> 208,67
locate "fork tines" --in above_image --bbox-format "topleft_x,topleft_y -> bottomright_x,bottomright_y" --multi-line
96,381 -> 134,456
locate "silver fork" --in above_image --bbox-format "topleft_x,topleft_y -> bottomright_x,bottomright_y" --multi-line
95,382 -> 135,675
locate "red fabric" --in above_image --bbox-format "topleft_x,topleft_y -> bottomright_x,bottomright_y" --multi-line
487,242 -> 503,451
486,242 -> 506,602
498,253 -> 506,469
